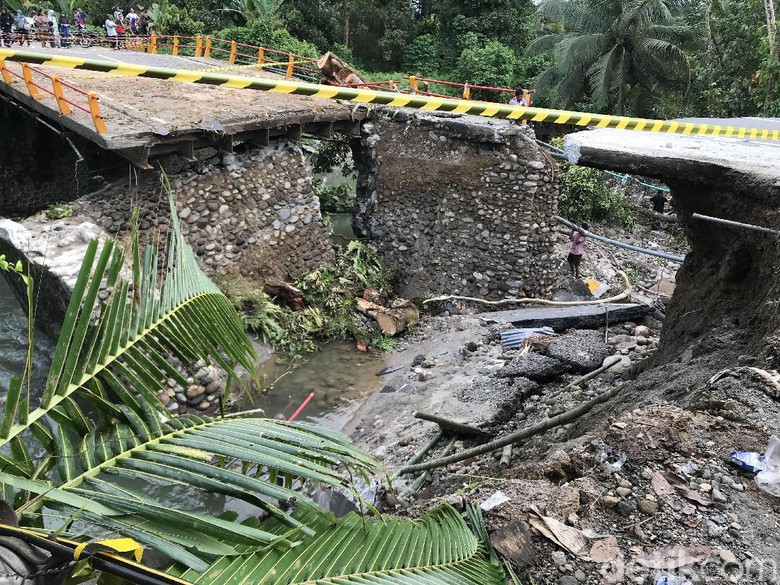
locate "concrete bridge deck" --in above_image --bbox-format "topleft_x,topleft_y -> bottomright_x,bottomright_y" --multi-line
0,47 -> 360,166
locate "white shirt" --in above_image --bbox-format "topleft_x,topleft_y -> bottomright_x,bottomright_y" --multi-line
105,18 -> 116,36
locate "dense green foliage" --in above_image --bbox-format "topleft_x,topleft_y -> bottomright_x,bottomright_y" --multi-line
527,0 -> 697,115
553,140 -> 636,229
232,241 -> 397,356
30,0 -> 778,117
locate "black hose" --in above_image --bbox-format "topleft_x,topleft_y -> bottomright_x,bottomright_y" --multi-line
0,525 -> 189,585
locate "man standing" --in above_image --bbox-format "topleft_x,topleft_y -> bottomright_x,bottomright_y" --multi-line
0,9 -> 13,47
567,223 -> 588,279
105,14 -> 117,48
126,7 -> 138,34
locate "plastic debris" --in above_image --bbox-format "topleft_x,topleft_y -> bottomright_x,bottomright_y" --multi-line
500,327 -> 555,349
678,461 -> 699,476
756,435 -> 780,497
611,454 -> 627,470
655,575 -> 693,585
730,450 -> 766,473
480,491 -> 510,511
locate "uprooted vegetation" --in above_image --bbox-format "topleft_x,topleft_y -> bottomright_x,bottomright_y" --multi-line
226,240 -> 407,355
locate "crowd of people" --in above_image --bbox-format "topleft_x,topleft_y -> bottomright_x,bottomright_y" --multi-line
0,6 -> 153,49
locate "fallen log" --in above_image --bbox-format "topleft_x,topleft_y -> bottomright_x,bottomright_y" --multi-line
356,297 -> 419,336
317,51 -> 364,85
414,412 -> 494,439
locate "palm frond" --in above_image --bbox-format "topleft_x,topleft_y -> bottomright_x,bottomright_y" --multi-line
587,44 -> 625,109
2,415 -> 378,570
169,504 -> 506,584
633,37 -> 691,82
0,183 -> 384,570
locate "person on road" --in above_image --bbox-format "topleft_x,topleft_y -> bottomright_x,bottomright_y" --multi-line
138,8 -> 150,36
0,9 -> 13,47
33,9 -> 51,47
127,7 -> 138,34
14,10 -> 29,45
47,9 -> 60,47
567,223 -> 588,279
59,12 -> 71,47
508,87 -> 528,107
105,14 -> 118,49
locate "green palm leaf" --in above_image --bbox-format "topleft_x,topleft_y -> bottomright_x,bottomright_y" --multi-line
170,504 -> 506,584
0,184 -> 383,571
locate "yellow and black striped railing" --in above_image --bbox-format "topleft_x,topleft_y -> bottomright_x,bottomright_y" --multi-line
0,49 -> 778,141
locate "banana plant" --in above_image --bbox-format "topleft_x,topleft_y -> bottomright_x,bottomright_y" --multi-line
0,189 -> 380,571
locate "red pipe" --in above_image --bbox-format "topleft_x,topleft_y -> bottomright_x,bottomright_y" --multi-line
287,392 -> 314,422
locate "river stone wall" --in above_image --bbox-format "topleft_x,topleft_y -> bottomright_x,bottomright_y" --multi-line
353,110 -> 560,299
73,143 -> 333,285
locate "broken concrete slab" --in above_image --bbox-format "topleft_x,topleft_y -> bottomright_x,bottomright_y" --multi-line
436,377 -> 539,429
497,352 -> 569,383
547,330 -> 611,373
482,303 -> 652,332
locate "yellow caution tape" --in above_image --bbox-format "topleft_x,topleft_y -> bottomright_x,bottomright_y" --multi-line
1,48 -> 778,140
191,59 -> 311,73
73,537 -> 144,562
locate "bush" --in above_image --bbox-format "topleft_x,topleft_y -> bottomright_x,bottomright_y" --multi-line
455,38 -> 516,101
403,33 -> 438,75
231,242 -> 399,357
558,164 -> 636,230
215,19 -> 319,58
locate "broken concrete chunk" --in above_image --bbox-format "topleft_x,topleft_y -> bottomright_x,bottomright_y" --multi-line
547,330 -> 611,373
496,352 -> 569,382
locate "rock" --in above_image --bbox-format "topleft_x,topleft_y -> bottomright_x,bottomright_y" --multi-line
638,498 -> 659,515
205,381 -> 223,395
496,352 -> 568,382
615,500 -> 635,517
166,401 -> 179,413
551,551 -> 567,567
634,325 -> 651,337
0,218 -> 109,338
712,488 -> 728,503
601,495 -> 621,508
546,330 -> 611,373
188,393 -> 206,406
157,392 -> 171,406
616,487 -> 632,497
186,385 -> 205,399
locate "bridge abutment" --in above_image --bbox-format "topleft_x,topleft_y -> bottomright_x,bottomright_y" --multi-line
75,143 -> 334,285
353,110 -> 561,300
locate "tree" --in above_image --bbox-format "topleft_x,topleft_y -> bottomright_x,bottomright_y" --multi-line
527,0 -> 698,115
0,189 -> 504,584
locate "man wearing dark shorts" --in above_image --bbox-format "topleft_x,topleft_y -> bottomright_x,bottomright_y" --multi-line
568,223 -> 588,279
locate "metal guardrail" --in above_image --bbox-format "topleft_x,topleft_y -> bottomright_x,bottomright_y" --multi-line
0,57 -> 107,133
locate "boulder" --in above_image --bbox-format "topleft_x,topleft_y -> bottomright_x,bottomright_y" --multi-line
547,330 -> 611,373
496,352 -> 568,382
0,217 -> 109,338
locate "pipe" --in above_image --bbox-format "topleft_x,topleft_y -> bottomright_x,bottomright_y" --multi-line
390,431 -> 444,480
287,392 -> 314,422
398,435 -> 458,498
499,444 -> 513,468
691,213 -> 780,236
556,217 -> 685,262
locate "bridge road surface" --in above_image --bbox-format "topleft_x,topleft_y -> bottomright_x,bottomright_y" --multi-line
0,46 -> 359,166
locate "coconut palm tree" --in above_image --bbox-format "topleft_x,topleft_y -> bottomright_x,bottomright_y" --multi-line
527,0 -> 698,115
0,186 -> 504,584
